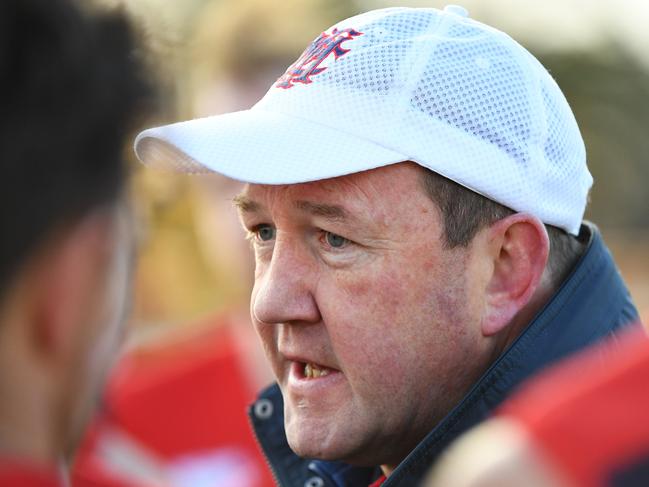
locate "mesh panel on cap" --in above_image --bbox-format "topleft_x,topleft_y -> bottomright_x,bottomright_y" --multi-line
411,36 -> 534,169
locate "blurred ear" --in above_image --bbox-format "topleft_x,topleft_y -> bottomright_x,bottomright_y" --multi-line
28,211 -> 113,364
480,214 -> 549,337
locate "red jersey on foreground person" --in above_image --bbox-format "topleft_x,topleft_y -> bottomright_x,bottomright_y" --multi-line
0,0 -> 150,485
134,5 -> 640,486
72,319 -> 276,487
428,324 -> 649,487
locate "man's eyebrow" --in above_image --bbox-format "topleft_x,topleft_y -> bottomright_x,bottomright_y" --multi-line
232,194 -> 261,213
232,195 -> 353,222
295,200 -> 350,221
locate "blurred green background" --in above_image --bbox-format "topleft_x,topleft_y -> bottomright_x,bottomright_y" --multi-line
101,0 -> 648,330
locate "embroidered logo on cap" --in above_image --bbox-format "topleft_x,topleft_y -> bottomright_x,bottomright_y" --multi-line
276,28 -> 363,89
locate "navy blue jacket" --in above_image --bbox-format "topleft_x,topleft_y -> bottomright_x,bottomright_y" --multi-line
249,224 -> 639,487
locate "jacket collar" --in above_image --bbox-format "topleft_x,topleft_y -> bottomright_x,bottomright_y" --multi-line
250,224 -> 639,486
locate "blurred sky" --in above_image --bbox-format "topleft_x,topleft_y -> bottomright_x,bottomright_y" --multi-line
112,0 -> 649,63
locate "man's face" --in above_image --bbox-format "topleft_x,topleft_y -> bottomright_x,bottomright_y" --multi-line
237,163 -> 494,468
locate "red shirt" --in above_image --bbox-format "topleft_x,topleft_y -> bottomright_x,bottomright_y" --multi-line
0,459 -> 62,487
73,317 -> 275,487
0,458 -> 147,487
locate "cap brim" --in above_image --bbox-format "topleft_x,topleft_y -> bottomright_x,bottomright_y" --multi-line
134,108 -> 408,184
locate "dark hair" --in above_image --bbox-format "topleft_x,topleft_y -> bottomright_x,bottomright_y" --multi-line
0,0 -> 151,296
419,168 -> 585,287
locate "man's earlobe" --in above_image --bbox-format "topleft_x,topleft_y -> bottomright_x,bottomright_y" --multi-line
481,214 -> 549,337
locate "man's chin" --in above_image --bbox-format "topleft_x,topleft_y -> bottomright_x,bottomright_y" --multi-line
287,436 -> 384,468
285,414 -> 403,469
287,436 -> 345,462
286,419 -> 346,461
285,420 -> 371,465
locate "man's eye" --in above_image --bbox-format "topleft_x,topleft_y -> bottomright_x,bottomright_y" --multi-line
256,225 -> 276,242
325,231 -> 348,248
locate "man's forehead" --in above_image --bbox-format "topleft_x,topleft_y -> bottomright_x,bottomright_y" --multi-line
235,162 -> 422,211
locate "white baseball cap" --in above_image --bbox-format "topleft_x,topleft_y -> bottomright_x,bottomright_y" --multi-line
134,5 -> 592,235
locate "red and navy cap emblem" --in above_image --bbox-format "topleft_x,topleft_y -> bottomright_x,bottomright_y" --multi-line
276,28 -> 363,90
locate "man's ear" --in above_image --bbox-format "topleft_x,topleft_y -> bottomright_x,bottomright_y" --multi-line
480,214 -> 549,337
28,212 -> 112,364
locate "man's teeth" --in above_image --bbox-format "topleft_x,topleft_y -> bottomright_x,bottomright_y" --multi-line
304,362 -> 330,379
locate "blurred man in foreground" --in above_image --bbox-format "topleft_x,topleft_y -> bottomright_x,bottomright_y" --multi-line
0,0 -> 149,484
427,324 -> 649,487
135,6 -> 640,486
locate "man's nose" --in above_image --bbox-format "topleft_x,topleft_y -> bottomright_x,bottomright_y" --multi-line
251,239 -> 320,326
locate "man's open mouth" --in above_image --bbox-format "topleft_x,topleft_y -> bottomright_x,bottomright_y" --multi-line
303,362 -> 332,379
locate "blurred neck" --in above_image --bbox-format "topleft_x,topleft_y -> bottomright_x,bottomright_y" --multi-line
0,287 -> 61,465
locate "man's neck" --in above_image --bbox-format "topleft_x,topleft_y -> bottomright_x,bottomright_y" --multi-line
0,340 -> 60,465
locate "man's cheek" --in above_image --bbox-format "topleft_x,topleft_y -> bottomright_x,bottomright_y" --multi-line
336,271 -> 409,324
